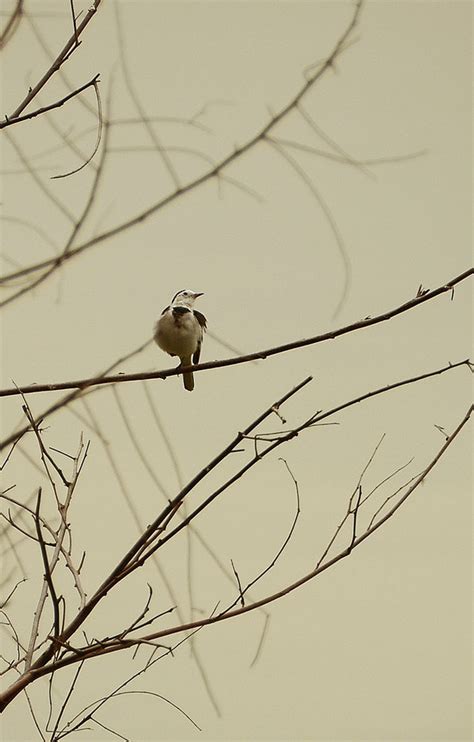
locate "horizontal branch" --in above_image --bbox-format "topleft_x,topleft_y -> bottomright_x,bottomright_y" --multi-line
0,267 -> 471,399
0,74 -> 100,130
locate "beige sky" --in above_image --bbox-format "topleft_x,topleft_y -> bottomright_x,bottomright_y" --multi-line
1,1 -> 472,740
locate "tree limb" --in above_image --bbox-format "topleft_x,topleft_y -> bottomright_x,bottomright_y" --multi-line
0,267 -> 471,399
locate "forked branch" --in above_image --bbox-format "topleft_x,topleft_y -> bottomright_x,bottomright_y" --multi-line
0,362 -> 470,712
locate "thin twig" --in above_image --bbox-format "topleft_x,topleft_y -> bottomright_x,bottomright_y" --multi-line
114,1 -> 180,190
9,0 -> 101,119
51,78 -> 102,179
0,74 -> 100,130
3,131 -> 76,224
34,489 -> 61,642
224,457 -> 301,613
69,0 -> 78,46
0,0 -> 23,50
266,136 -> 351,317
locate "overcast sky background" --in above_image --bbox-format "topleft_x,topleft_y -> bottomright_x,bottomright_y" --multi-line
1,1 -> 472,740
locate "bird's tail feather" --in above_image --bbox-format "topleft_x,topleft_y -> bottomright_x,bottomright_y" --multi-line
181,357 -> 194,392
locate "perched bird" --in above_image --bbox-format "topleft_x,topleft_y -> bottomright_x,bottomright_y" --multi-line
154,289 -> 207,392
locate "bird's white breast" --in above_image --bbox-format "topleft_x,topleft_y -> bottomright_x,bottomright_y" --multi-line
154,309 -> 201,358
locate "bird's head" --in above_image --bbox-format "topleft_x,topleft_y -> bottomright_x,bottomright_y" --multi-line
171,289 -> 204,308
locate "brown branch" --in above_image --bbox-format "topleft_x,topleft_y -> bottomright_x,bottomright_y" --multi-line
0,430 -> 26,470
230,560 -> 245,607
59,361 -> 470,635
24,10 -> 98,119
142,384 -> 270,638
50,77 -> 102,179
0,268 -> 471,399
137,361 -> 468,570
8,0 -> 101,119
0,577 -> 27,610
272,135 -> 427,170
114,1 -> 180,191
69,0 -> 78,47
3,130 -> 76,224
0,74 -> 100,130
55,686 -> 201,739
20,401 -> 69,491
72,396 -> 221,715
0,0 -> 23,50
225,457 -> 301,612
1,490 -> 88,610
76,402 -> 474,650
34,489 -> 61,642
49,660 -> 85,740
266,135 -> 351,317
0,377 -> 308,692
111,387 -> 167,497
0,87 -> 112,308
23,437 -> 88,671
2,400 -> 469,703
0,0 -> 362,294
0,337 -> 152,454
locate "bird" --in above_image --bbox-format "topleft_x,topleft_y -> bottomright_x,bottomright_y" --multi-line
154,289 -> 207,392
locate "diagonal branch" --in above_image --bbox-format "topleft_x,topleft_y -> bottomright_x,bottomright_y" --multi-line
34,489 -> 61,642
2,396 -> 469,706
8,0 -> 101,119
0,0 -> 362,296
0,0 -> 24,50
0,267 -> 471,399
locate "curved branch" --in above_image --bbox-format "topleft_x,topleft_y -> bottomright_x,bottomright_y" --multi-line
0,0 -> 24,50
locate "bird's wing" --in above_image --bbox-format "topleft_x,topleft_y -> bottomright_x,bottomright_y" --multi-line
194,310 -> 207,331
193,340 -> 201,365
192,310 -> 206,364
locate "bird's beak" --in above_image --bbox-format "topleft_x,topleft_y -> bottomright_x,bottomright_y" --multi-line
193,292 -> 204,298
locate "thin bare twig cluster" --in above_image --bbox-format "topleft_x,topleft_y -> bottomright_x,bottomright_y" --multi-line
0,361 -> 472,728
1,0 -> 366,311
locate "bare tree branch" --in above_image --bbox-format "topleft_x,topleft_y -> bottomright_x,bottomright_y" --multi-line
0,0 -> 362,299
0,74 -> 100,130
0,392 -> 468,710
0,0 -> 23,50
0,268 -> 471,398
7,0 -> 101,119
33,489 -> 61,643
50,77 -> 102,179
